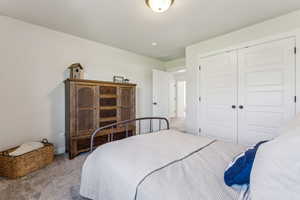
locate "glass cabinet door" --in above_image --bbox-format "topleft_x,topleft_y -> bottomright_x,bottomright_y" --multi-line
75,85 -> 97,136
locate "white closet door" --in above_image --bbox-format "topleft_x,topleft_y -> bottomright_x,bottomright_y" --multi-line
238,38 -> 296,145
200,51 -> 238,143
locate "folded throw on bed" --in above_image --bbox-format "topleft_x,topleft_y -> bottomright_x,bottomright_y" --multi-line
224,141 -> 267,187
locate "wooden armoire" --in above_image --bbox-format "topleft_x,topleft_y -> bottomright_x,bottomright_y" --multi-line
65,79 -> 136,159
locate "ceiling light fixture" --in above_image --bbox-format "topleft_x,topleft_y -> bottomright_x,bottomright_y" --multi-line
145,0 -> 175,13
176,69 -> 186,73
152,42 -> 158,46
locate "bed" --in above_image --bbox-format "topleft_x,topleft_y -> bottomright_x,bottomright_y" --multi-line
80,118 -> 247,200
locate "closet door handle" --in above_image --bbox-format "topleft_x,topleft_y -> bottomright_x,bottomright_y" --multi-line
239,105 -> 244,109
231,105 -> 236,109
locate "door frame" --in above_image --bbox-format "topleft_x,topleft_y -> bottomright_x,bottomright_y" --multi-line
176,80 -> 186,118
168,76 -> 176,118
197,30 -> 300,136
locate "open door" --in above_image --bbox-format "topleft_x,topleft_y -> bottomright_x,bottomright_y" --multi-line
152,69 -> 171,122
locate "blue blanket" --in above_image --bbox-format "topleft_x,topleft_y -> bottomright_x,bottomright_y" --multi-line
224,141 -> 267,186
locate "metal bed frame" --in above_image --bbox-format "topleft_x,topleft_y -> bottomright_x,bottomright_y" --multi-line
90,117 -> 170,152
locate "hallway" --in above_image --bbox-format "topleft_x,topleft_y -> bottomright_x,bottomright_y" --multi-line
170,117 -> 186,132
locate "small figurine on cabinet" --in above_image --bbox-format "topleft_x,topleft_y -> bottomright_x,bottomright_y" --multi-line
68,63 -> 84,79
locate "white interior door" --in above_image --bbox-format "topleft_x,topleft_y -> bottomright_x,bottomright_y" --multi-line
238,38 -> 296,145
169,76 -> 176,118
153,69 -> 171,118
200,51 -> 238,143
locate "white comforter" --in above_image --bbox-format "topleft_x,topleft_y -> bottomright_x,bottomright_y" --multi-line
80,130 -> 246,200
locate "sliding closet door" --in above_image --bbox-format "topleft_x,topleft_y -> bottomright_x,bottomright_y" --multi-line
238,38 -> 296,145
200,51 -> 238,143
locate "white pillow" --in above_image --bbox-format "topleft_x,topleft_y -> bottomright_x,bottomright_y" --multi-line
249,127 -> 300,200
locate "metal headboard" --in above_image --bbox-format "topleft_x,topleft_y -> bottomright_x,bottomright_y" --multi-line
90,117 -> 170,152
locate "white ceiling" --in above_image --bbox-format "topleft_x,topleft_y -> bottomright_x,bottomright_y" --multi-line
1,0 -> 300,61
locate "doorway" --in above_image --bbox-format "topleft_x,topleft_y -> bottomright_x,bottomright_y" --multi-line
152,69 -> 186,132
169,80 -> 186,132
176,81 -> 186,118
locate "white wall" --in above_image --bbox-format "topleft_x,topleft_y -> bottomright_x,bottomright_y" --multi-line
186,10 -> 300,134
173,72 -> 186,82
0,16 -> 164,153
165,60 -> 187,119
165,57 -> 186,82
164,58 -> 185,71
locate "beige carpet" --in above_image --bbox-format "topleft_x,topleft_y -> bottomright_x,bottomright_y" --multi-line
0,153 -> 88,200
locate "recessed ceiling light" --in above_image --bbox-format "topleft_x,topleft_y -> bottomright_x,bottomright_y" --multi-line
152,42 -> 157,46
145,0 -> 175,13
177,69 -> 186,73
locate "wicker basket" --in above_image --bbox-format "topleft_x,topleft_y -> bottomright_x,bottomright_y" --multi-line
0,143 -> 54,179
